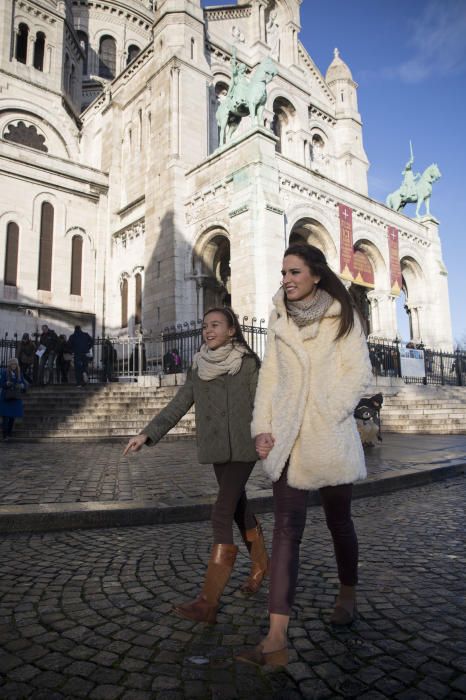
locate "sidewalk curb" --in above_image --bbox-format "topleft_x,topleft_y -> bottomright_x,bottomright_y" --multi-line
0,460 -> 465,534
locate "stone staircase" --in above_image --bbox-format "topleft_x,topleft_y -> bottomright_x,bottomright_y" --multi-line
15,383 -> 195,440
13,381 -> 466,440
380,385 -> 466,434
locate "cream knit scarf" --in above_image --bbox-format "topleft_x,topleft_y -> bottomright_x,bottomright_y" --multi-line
192,341 -> 249,381
286,288 -> 334,327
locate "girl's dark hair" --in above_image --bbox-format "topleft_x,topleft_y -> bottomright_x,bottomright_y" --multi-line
203,307 -> 261,366
284,243 -> 357,340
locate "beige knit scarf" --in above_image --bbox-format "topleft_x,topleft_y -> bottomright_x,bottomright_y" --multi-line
192,341 -> 249,381
286,288 -> 334,327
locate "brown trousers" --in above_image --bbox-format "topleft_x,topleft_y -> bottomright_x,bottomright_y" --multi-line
211,461 -> 257,543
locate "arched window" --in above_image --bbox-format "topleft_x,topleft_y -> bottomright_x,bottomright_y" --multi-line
310,133 -> 325,166
16,23 -> 29,64
4,222 -> 19,287
3,121 -> 48,152
38,202 -> 54,291
126,44 -> 140,65
135,273 -> 142,324
33,31 -> 45,71
271,97 -> 296,154
77,31 -> 88,74
121,278 -> 128,327
70,235 -> 83,295
99,35 -> 116,79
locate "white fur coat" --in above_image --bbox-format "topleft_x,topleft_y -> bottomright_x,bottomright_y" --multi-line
251,288 -> 372,490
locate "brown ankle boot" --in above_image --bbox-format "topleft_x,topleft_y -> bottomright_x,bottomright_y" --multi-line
173,543 -> 238,624
240,521 -> 269,594
330,584 -> 357,626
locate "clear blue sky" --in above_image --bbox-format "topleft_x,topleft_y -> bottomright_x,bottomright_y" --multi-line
302,0 -> 466,345
205,0 -> 466,345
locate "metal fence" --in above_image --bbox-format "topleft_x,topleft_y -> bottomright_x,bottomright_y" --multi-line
2,324 -> 465,387
367,337 -> 466,386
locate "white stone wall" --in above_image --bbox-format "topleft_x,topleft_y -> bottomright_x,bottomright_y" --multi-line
0,137 -> 108,337
0,0 -> 454,350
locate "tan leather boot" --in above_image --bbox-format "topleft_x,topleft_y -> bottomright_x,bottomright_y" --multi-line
240,522 -> 269,594
330,584 -> 357,625
173,543 -> 238,624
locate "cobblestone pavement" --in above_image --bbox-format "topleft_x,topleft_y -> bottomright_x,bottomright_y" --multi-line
0,476 -> 465,699
0,434 -> 465,507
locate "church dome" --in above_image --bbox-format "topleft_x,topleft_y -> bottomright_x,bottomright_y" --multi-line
325,48 -> 353,83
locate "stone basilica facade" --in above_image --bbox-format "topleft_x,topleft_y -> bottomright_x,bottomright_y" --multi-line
0,0 -> 453,348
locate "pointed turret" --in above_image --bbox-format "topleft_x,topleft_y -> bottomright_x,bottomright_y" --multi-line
326,48 -> 353,83
326,49 -> 368,195
326,48 -> 359,118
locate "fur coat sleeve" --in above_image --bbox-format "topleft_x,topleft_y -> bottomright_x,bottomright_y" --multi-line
327,315 -> 373,423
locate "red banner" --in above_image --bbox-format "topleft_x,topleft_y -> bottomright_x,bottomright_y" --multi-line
387,226 -> 402,295
339,204 -> 354,281
353,249 -> 374,288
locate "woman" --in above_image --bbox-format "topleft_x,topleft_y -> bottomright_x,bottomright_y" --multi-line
237,244 -> 372,668
124,307 -> 269,623
0,357 -> 27,441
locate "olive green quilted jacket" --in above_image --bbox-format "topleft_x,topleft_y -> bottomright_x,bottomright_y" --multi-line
142,355 -> 259,464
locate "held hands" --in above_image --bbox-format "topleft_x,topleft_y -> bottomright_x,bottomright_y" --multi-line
255,433 -> 275,460
123,433 -> 148,456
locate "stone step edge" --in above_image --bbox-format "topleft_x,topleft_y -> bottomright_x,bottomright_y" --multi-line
5,433 -> 195,444
0,460 -> 464,533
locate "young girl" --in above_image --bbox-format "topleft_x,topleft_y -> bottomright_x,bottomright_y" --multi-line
124,307 -> 269,623
237,243 -> 372,667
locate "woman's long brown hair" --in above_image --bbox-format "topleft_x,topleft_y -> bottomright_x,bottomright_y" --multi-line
284,243 -> 358,340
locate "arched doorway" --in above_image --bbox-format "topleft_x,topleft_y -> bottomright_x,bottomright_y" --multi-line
399,256 -> 424,342
194,232 -> 231,312
349,246 -> 376,334
289,217 -> 338,269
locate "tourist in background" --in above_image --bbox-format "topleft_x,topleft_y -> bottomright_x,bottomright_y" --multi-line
237,243 -> 372,668
163,348 -> 182,374
101,338 -> 118,382
56,334 -> 73,384
0,357 -> 27,441
17,332 -> 36,384
124,307 -> 268,624
37,324 -> 58,385
69,325 -> 93,387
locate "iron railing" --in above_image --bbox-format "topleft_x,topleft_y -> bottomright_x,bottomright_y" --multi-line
2,325 -> 465,387
367,337 -> 466,386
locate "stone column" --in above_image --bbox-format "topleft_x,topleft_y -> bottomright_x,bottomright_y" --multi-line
46,44 -> 52,73
368,291 -> 397,340
27,34 -> 35,66
12,25 -> 18,60
127,275 -> 136,337
170,63 -> 180,159
418,218 -> 453,349
405,303 -> 421,342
